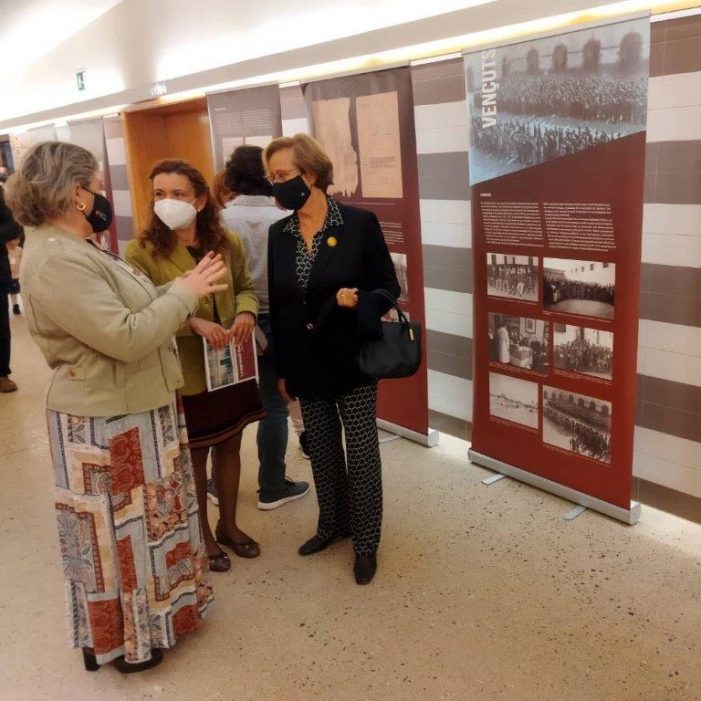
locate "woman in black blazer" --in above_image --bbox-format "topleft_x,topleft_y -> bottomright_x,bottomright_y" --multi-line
265,134 -> 399,585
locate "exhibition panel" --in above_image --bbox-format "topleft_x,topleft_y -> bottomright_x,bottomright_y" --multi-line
304,68 -> 433,441
207,85 -> 283,171
467,17 -> 650,520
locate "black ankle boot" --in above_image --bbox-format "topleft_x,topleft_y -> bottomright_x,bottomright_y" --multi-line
82,650 -> 100,672
354,553 -> 377,585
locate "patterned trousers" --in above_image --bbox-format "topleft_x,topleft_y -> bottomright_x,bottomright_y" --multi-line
300,382 -> 382,556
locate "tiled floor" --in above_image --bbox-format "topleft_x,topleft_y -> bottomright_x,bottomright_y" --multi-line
2,309 -> 700,701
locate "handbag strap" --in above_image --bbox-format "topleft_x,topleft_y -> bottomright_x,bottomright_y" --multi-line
371,289 -> 410,328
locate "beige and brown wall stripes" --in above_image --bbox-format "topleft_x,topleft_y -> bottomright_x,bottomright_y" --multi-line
411,14 -> 701,500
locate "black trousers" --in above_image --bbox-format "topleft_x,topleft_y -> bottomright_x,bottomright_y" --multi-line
0,293 -> 10,377
300,382 -> 383,556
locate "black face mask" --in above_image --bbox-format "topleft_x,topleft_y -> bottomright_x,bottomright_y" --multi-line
83,189 -> 113,233
272,175 -> 311,211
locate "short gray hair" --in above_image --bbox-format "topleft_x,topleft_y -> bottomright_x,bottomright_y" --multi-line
5,141 -> 98,226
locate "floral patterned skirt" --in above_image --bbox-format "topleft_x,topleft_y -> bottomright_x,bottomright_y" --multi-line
46,399 -> 214,665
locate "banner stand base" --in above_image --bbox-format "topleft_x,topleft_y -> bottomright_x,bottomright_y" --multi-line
564,505 -> 587,522
377,419 -> 439,448
468,449 -> 641,525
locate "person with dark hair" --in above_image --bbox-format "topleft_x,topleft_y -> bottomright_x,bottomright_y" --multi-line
7,142 -> 224,672
126,159 -> 263,573
0,180 -> 22,392
221,145 -> 310,511
264,134 -> 400,585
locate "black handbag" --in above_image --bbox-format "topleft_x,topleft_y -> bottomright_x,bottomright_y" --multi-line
357,290 -> 422,379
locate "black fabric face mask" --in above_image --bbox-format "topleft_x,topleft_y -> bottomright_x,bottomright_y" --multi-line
272,175 -> 311,211
83,189 -> 113,232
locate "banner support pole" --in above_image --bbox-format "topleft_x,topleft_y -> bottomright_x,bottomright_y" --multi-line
469,449 -> 641,525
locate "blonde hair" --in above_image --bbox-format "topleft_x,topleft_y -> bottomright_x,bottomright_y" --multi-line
5,141 -> 98,226
264,134 -> 334,192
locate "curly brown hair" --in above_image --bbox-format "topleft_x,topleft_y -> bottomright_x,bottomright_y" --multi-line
140,159 -> 229,258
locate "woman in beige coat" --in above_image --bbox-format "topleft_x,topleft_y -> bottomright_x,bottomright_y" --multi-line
6,141 -> 227,674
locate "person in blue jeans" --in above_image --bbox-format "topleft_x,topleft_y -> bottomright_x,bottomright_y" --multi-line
218,145 -> 310,510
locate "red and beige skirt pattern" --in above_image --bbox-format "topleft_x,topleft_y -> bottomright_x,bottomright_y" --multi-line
46,400 -> 214,665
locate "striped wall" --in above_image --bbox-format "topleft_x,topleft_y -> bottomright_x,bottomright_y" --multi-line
411,59 -> 474,429
411,15 -> 701,500
104,116 -> 134,256
635,14 -> 701,499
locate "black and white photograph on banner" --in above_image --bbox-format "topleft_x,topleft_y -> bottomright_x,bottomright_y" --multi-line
542,386 -> 612,463
489,371 -> 539,429
488,313 -> 550,372
390,252 -> 409,303
543,258 -> 615,320
487,253 -> 539,301
465,17 -> 650,185
553,323 -> 614,380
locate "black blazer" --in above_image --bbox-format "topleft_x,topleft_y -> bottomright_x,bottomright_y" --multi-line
0,187 -> 23,292
268,202 -> 400,400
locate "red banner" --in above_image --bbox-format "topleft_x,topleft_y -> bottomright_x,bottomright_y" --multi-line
466,18 -> 650,515
303,67 -> 429,437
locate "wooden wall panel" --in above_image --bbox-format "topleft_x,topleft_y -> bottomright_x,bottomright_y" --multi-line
122,99 -> 213,234
123,111 -> 169,234
165,111 -> 215,184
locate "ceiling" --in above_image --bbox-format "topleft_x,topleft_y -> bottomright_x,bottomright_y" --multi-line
0,0 -> 124,72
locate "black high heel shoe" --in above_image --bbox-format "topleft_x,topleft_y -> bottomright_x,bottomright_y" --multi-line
82,650 -> 100,672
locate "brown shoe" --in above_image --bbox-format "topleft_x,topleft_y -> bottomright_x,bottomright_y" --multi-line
0,377 -> 17,393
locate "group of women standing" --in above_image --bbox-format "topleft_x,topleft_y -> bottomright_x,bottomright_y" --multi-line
4,133 -> 399,673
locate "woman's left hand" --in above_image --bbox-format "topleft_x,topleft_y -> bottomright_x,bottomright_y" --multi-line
336,287 -> 359,309
230,312 -> 256,345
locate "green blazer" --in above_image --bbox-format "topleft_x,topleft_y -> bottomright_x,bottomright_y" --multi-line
125,231 -> 258,395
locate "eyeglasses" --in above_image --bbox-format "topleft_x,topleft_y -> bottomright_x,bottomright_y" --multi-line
265,169 -> 302,185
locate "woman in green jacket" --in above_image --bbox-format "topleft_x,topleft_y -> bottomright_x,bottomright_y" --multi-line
126,159 -> 263,572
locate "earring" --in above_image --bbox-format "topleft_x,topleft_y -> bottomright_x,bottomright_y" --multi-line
76,202 -> 86,212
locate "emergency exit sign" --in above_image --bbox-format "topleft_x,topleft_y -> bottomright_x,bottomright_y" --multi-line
76,70 -> 86,92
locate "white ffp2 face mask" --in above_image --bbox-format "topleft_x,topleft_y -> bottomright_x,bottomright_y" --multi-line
154,198 -> 198,230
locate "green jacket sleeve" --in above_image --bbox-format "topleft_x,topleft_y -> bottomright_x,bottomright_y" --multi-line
125,238 -> 196,336
35,246 -> 200,363
228,233 -> 258,318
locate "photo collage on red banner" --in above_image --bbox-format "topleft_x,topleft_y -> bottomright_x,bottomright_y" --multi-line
485,247 -> 615,465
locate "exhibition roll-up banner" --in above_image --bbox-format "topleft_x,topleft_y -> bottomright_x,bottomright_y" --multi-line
465,17 -> 650,523
303,68 -> 433,443
207,85 -> 283,171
